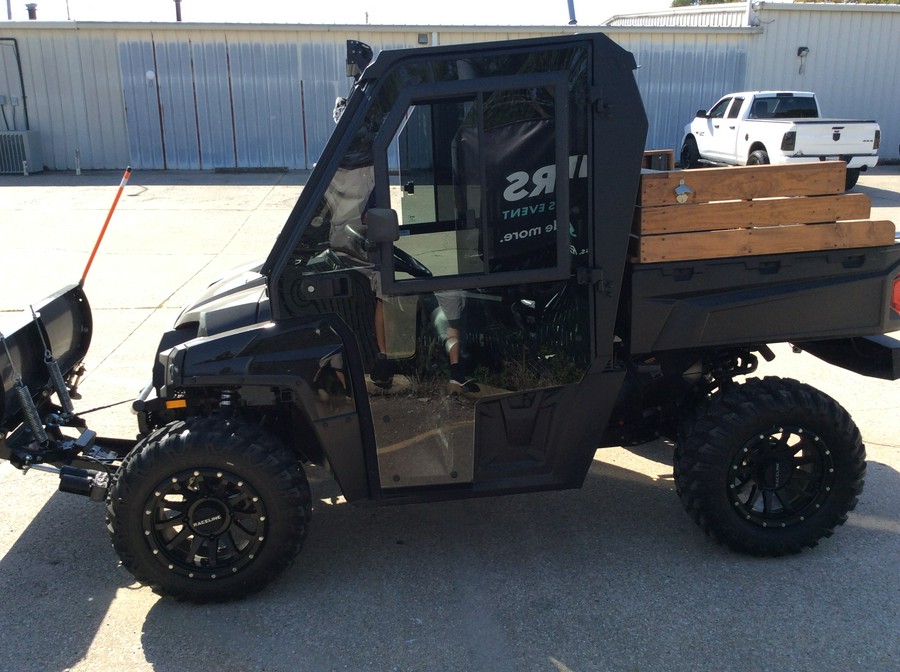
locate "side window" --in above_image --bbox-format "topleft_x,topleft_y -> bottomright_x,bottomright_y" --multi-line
726,97 -> 744,119
380,77 -> 570,292
391,98 -> 483,279
708,97 -> 732,119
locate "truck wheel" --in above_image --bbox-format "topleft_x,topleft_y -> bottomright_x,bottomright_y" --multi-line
107,417 -> 311,602
675,377 -> 865,556
680,136 -> 701,168
747,149 -> 769,165
844,168 -> 860,190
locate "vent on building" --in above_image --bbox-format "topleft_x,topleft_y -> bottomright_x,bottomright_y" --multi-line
0,131 -> 43,174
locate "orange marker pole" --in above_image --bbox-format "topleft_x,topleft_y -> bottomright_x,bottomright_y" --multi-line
80,166 -> 132,287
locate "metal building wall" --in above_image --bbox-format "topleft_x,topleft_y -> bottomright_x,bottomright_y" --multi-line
118,30 -> 313,170
0,26 -> 130,169
747,3 -> 900,163
2,14 -> 896,172
609,29 -> 752,154
0,23 -> 571,171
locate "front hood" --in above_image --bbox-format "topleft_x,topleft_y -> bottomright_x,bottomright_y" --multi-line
174,261 -> 271,337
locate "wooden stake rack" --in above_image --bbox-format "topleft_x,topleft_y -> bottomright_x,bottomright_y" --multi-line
632,161 -> 895,264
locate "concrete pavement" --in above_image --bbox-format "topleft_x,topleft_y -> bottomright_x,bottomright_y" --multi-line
0,165 -> 898,672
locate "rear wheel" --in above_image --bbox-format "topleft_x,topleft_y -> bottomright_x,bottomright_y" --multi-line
747,149 -> 770,165
107,417 -> 311,601
845,168 -> 860,190
675,377 -> 865,555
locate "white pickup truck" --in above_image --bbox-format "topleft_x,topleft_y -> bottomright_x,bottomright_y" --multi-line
681,91 -> 881,189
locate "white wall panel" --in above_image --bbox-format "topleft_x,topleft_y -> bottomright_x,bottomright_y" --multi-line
747,3 -> 900,162
0,27 -> 130,169
610,30 -> 751,155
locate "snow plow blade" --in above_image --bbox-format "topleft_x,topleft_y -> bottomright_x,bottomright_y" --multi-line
1,284 -> 92,431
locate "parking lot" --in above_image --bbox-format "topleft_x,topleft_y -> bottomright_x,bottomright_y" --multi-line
1,165 -> 898,671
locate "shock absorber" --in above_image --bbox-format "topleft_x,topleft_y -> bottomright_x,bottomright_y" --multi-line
31,306 -> 76,418
219,389 -> 240,413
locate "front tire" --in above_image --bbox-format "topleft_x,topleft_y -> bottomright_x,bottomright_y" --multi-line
675,377 -> 865,555
107,417 -> 311,602
680,136 -> 701,168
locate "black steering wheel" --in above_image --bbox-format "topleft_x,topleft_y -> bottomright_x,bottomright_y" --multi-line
392,246 -> 433,279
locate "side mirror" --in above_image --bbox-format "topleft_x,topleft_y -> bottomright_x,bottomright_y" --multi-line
366,208 -> 400,243
695,109 -> 708,118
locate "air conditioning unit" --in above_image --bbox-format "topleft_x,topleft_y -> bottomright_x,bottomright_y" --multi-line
0,131 -> 43,174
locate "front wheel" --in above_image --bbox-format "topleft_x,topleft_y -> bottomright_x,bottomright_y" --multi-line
680,136 -> 701,168
747,149 -> 770,165
675,377 -> 865,555
107,417 -> 311,602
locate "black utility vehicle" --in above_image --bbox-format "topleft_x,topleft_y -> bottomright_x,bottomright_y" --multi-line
2,33 -> 899,602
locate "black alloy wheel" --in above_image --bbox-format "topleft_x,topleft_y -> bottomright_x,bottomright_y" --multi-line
143,467 -> 268,580
727,423 -> 833,529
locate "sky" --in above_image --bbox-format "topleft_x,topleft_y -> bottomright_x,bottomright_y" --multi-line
4,0 -> 682,26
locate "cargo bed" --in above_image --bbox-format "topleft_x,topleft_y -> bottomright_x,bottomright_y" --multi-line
626,162 -> 900,355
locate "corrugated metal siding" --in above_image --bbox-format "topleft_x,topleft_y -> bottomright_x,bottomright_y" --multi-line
119,39 -> 165,168
154,39 -> 202,169
1,15 -> 898,171
228,39 -> 305,169
0,39 -> 28,131
190,37 -> 235,169
610,31 -> 750,153
1,29 -> 130,169
747,4 -> 900,162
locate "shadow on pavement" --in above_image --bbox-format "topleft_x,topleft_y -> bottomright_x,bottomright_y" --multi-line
1,452 -> 896,671
138,456 -> 900,672
855,182 -> 900,204
0,487 -> 133,672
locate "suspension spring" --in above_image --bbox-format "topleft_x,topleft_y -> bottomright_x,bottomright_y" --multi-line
14,381 -> 50,446
45,356 -> 75,416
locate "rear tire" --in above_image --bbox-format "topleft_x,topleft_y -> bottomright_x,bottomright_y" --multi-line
107,417 -> 311,602
675,377 -> 865,555
747,149 -> 770,165
844,168 -> 860,190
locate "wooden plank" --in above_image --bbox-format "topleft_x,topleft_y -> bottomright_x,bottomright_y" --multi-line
639,161 -> 846,207
636,220 -> 896,263
637,193 -> 872,235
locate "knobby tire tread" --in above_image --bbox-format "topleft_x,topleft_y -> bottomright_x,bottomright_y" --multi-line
106,416 -> 311,602
674,376 -> 865,556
